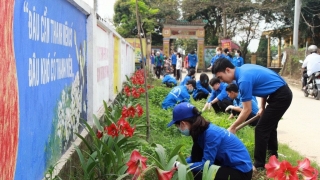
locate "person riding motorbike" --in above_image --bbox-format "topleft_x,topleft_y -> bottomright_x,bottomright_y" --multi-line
301,45 -> 320,90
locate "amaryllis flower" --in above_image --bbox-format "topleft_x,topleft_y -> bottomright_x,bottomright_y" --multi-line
96,130 -> 103,139
276,161 -> 298,180
121,106 -> 129,118
121,124 -> 135,137
138,87 -> 146,93
136,104 -> 143,117
125,91 -> 131,97
106,123 -> 119,138
117,117 -> 129,129
297,158 -> 319,179
124,86 -> 131,94
127,106 -> 136,118
156,167 -> 177,180
265,155 -> 281,178
126,150 -> 148,179
132,88 -> 141,98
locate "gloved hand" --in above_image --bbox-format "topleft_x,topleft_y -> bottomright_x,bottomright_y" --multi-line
225,105 -> 235,112
202,103 -> 211,112
173,161 -> 180,168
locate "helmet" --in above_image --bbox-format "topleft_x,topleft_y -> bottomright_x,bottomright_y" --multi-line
308,45 -> 318,53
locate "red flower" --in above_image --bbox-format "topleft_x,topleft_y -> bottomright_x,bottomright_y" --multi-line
138,87 -> 145,93
96,130 -> 103,139
265,155 -> 281,178
117,117 -> 129,128
128,106 -> 136,118
276,161 -> 298,180
156,167 -> 177,180
297,158 -> 319,179
126,150 -> 148,179
132,88 -> 141,98
136,104 -> 143,117
121,124 -> 135,137
106,123 -> 119,138
124,86 -> 131,94
121,106 -> 129,118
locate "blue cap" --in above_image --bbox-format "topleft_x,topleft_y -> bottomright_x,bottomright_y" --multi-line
167,102 -> 196,127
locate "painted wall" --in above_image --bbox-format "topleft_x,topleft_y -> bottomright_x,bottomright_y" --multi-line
125,38 -> 147,63
204,48 -> 216,68
0,0 -> 135,179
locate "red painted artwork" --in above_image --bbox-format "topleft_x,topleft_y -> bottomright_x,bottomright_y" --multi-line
0,1 -> 19,179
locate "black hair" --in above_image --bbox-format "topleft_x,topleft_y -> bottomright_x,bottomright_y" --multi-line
224,48 -> 233,59
177,52 -> 182,58
213,58 -> 235,74
209,77 -> 220,86
190,50 -> 195,54
174,107 -> 210,138
186,79 -> 196,89
226,83 -> 238,93
199,73 -> 209,88
187,68 -> 196,77
236,50 -> 242,57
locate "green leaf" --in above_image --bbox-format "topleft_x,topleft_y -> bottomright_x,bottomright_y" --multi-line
155,144 -> 167,168
74,133 -> 93,153
168,144 -> 184,160
116,173 -> 129,180
93,115 -> 103,132
165,155 -> 178,171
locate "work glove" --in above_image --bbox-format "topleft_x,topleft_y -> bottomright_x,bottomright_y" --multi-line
173,161 -> 180,168
225,105 -> 235,112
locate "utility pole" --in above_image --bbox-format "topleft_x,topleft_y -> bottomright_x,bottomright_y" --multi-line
135,0 -> 151,141
293,0 -> 301,50
223,9 -> 227,38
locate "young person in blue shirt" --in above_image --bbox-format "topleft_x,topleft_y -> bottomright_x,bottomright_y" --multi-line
232,50 -> 244,67
207,47 -> 226,77
223,48 -> 233,62
180,68 -> 196,86
167,102 -> 253,180
154,51 -> 164,79
162,80 -> 196,110
213,58 -> 292,171
225,83 -> 259,126
187,50 -> 198,71
193,73 -> 212,101
202,77 -> 233,113
162,74 -> 177,88
171,51 -> 177,77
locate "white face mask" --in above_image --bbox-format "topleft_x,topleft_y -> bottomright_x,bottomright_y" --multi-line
216,51 -> 221,55
235,53 -> 239,57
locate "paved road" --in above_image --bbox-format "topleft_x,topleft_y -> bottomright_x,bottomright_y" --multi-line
180,71 -> 320,165
277,85 -> 320,165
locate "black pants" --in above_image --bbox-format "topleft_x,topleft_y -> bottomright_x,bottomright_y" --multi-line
165,82 -> 175,88
193,167 -> 252,180
172,64 -> 176,77
303,71 -> 308,88
155,66 -> 162,79
194,91 -> 209,101
212,99 -> 233,113
189,66 -> 196,72
254,85 -> 292,168
176,69 -> 181,80
232,111 -> 259,126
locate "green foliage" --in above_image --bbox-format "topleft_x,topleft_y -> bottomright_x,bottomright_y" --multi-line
147,85 -> 171,107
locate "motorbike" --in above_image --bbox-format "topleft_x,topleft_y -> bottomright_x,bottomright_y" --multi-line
299,60 -> 320,100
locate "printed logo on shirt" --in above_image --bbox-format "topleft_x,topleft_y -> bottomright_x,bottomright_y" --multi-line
170,87 -> 181,98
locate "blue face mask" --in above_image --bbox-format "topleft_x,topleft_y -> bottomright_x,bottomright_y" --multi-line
188,88 -> 194,94
204,80 -> 208,83
179,127 -> 190,136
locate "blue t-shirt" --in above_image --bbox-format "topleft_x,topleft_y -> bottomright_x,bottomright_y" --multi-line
162,86 -> 190,109
180,75 -> 193,86
151,55 -> 155,65
233,93 -> 259,115
207,82 -> 232,102
232,57 -> 244,67
193,81 -> 212,99
188,54 -> 198,68
162,75 -> 177,85
234,64 -> 286,102
171,54 -> 177,65
186,124 -> 252,173
210,54 -> 226,66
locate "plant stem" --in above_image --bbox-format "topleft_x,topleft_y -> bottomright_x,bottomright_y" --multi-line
135,0 -> 150,142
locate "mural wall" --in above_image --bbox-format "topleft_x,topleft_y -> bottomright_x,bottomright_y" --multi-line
204,48 -> 216,69
0,0 -> 135,179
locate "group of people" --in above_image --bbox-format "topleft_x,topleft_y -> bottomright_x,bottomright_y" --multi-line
158,49 -> 293,179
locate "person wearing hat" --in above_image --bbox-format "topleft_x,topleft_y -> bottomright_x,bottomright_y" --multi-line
167,102 -> 253,180
162,74 -> 177,88
213,58 -> 292,171
161,80 -> 196,110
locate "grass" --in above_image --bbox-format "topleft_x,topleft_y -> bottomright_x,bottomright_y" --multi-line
136,78 -> 320,180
